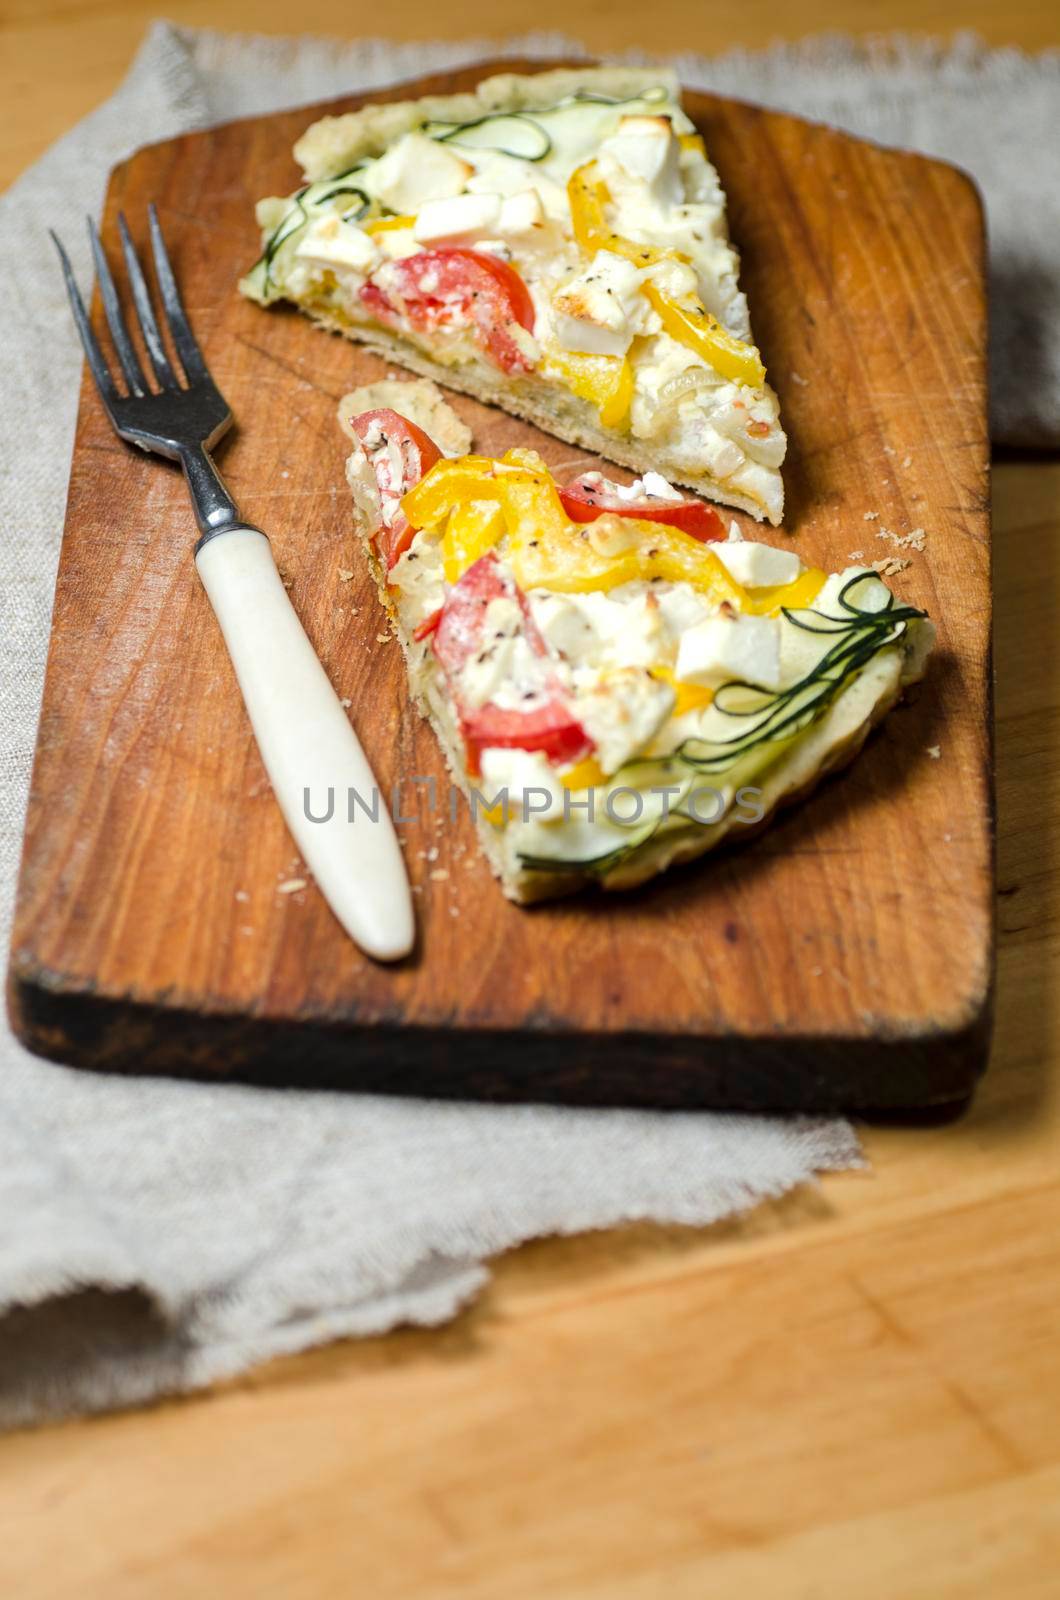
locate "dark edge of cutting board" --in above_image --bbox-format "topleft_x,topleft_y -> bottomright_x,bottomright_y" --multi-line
7,58 -> 995,1112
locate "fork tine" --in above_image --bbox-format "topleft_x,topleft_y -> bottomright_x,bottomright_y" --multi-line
50,230 -> 120,408
148,204 -> 209,385
117,213 -> 179,391
86,217 -> 146,397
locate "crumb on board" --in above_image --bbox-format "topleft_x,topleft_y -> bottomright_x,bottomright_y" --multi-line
871,555 -> 912,577
340,697 -> 352,708
926,745 -> 942,760
449,905 -> 460,918
877,527 -> 928,551
277,878 -> 308,894
848,550 -> 864,561
375,633 -> 390,644
234,889 -> 249,903
902,455 -> 913,468
863,511 -> 879,521
882,445 -> 896,456
430,868 -> 450,882
791,371 -> 809,386
337,568 -> 355,582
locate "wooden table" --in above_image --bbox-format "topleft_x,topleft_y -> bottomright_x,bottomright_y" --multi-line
2,5 -> 1058,1596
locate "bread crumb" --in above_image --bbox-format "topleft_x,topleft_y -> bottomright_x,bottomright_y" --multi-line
791,371 -> 809,386
902,455 -> 913,468
877,527 -> 927,551
337,568 -> 355,582
926,745 -> 941,760
234,889 -> 250,902
882,445 -> 896,456
426,846 -> 439,862
430,868 -> 450,882
340,697 -> 352,708
277,878 -> 308,894
848,550 -> 864,561
863,511 -> 879,521
376,633 -> 390,644
871,556 -> 912,577
449,905 -> 460,917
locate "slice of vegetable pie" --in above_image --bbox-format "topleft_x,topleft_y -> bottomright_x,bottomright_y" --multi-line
339,383 -> 934,904
242,66 -> 787,523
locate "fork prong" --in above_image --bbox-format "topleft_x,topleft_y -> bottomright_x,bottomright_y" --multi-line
50,230 -> 121,409
117,213 -> 179,392
86,216 -> 147,397
148,204 -> 209,385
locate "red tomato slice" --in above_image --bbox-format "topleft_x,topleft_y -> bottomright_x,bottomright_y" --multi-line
348,408 -> 443,569
558,473 -> 725,543
361,248 -> 536,375
432,554 -> 592,774
412,606 -> 443,642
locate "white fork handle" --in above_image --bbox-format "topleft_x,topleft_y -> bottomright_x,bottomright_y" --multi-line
195,525 -> 414,962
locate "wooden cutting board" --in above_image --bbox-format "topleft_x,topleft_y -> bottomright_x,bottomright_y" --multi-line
7,60 -> 993,1112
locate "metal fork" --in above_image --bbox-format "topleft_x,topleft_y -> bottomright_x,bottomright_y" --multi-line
52,209 -> 413,962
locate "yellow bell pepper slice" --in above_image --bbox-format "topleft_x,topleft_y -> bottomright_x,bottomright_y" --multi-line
649,665 -> 715,717
400,456 -> 541,532
442,499 -> 506,584
567,163 -> 687,269
740,567 -> 827,617
560,756 -> 609,792
404,452 -> 821,613
643,282 -> 766,388
364,214 -> 416,235
541,350 -> 633,431
509,509 -> 748,603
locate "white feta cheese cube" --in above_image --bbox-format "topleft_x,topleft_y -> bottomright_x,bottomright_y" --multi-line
413,192 -> 502,244
370,132 -> 472,214
497,189 -> 546,236
294,215 -> 379,274
479,748 -> 566,820
639,470 -> 684,502
552,250 -> 645,359
676,613 -> 782,690
574,668 -> 674,774
599,114 -> 683,208
713,541 -> 802,589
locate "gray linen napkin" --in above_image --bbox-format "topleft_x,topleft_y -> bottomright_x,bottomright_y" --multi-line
0,21 -> 1051,1430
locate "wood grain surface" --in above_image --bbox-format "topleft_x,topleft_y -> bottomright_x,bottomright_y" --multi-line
2,458 -> 1057,1600
6,61 -> 993,1110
